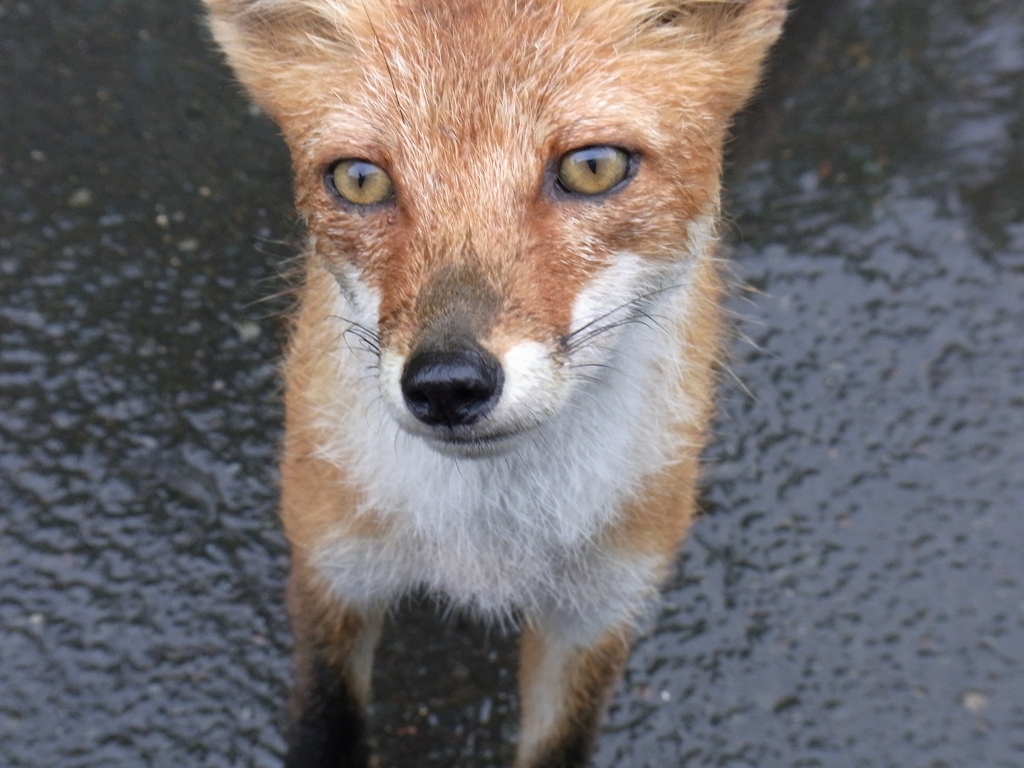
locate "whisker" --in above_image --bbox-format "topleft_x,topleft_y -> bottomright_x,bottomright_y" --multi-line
564,311 -> 669,353
344,329 -> 382,355
566,314 -> 650,350
568,361 -> 619,372
563,282 -> 684,345
722,363 -> 757,403
327,314 -> 383,360
566,372 -> 607,385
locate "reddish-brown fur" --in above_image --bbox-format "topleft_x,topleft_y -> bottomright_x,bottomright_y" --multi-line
207,0 -> 781,354
202,1 -> 786,765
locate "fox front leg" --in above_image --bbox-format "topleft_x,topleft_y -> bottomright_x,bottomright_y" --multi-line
284,560 -> 384,768
514,614 -> 634,768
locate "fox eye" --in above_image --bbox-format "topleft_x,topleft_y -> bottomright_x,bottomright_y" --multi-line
327,159 -> 394,206
556,146 -> 631,196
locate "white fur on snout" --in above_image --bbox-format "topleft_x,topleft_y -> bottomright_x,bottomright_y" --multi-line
377,248 -> 677,447
333,261 -> 380,328
571,252 -> 649,335
378,348 -> 412,431
483,340 -> 566,434
376,250 -> 694,447
379,340 -> 567,446
567,251 -> 671,379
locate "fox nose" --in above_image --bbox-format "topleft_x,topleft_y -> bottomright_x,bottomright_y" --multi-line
401,345 -> 504,428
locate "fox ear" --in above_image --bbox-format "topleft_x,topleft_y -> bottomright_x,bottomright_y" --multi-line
202,0 -> 358,47
626,0 -> 788,114
643,0 -> 787,49
201,0 -> 358,120
653,0 -> 786,25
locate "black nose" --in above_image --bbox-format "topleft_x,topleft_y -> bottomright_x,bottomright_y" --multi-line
400,345 -> 504,428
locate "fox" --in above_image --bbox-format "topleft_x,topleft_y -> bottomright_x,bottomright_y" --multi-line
201,0 -> 786,765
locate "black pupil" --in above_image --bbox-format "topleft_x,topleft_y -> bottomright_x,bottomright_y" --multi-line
587,157 -> 598,174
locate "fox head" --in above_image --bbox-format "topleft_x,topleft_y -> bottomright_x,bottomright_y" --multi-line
204,0 -> 785,456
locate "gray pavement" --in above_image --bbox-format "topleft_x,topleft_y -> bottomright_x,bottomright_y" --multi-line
1,1 -> 1022,766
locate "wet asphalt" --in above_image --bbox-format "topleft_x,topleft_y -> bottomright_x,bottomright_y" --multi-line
1,1 -> 1023,766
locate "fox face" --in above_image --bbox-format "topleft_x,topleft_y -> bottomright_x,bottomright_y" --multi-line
207,0 -> 781,457
202,1 -> 786,766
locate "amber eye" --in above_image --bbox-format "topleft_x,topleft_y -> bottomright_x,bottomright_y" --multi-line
556,146 -> 632,196
328,159 -> 394,205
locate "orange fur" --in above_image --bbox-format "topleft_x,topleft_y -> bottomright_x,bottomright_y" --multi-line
202,1 -> 786,765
